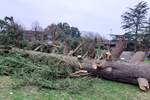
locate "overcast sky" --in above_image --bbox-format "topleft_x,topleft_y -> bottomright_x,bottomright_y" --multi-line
0,0 -> 150,39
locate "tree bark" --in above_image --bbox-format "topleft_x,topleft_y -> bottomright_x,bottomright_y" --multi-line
90,61 -> 150,84
111,39 -> 127,60
63,41 -> 70,55
130,51 -> 146,62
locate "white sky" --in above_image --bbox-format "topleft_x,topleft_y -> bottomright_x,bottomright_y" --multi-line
0,0 -> 150,39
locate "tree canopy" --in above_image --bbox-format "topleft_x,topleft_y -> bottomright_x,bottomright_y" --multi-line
0,16 -> 24,46
121,1 -> 149,34
117,1 -> 150,51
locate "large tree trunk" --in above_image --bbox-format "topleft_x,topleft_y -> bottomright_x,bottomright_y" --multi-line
111,39 -> 127,60
120,51 -> 146,63
11,48 -> 150,91
90,61 -> 150,84
130,51 -> 146,62
63,41 -> 70,55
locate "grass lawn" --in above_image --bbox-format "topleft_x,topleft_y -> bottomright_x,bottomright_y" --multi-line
0,76 -> 150,100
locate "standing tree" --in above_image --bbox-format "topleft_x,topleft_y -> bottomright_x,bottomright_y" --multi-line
31,21 -> 43,32
31,21 -> 43,41
121,1 -> 149,51
0,16 -> 24,47
44,23 -> 64,41
70,27 -> 81,38
44,22 -> 81,41
141,18 -> 150,50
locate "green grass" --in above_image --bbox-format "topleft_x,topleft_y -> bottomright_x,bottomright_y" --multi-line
1,76 -> 150,100
144,60 -> 150,63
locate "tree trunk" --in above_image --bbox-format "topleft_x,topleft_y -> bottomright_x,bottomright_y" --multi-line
137,78 -> 149,91
130,51 -> 146,62
63,41 -> 69,55
90,61 -> 150,84
111,39 -> 127,60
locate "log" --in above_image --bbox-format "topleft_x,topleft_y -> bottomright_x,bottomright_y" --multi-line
92,61 -> 150,84
11,48 -> 150,91
120,51 -> 134,61
120,51 -> 146,63
137,78 -> 149,91
131,51 -> 146,62
111,39 -> 127,60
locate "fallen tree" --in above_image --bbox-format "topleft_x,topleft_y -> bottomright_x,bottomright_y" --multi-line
130,51 -> 146,62
111,39 -> 127,60
11,48 -> 150,91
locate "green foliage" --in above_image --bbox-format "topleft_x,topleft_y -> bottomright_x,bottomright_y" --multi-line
111,2 -> 150,51
121,2 -> 149,50
121,1 -> 149,34
0,16 -> 24,47
0,52 -> 95,92
44,22 -> 81,41
66,36 -> 81,49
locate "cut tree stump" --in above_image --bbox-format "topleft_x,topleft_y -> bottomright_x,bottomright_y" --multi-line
137,78 -> 149,91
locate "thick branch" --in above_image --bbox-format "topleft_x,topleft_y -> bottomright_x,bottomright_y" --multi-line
111,39 -> 127,60
131,51 -> 146,62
